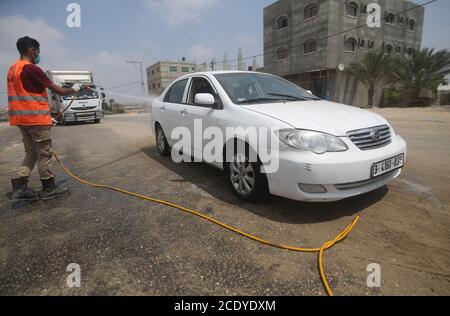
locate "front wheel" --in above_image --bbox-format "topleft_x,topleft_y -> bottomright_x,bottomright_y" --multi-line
156,124 -> 171,157
225,152 -> 268,202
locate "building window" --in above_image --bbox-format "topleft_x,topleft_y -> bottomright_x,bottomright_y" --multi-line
303,39 -> 317,54
396,46 -> 402,55
384,44 -> 393,55
304,4 -> 318,20
386,13 -> 395,24
408,19 -> 415,31
368,40 -> 375,50
406,48 -> 414,56
181,67 -> 190,72
157,67 -> 160,72
359,39 -> 366,49
345,38 -> 357,52
398,15 -> 404,25
276,16 -> 288,30
169,66 -> 178,72
277,47 -> 288,60
347,2 -> 358,17
361,5 -> 367,15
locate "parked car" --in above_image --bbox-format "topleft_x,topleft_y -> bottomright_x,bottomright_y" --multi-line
151,71 -> 407,202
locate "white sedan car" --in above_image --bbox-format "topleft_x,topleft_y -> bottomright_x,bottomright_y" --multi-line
151,71 -> 406,202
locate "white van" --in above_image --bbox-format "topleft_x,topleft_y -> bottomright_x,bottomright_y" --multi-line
46,70 -> 104,124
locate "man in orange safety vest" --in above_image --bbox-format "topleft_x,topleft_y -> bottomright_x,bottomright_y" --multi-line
7,36 -> 81,202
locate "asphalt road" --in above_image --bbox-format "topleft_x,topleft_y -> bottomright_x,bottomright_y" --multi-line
0,108 -> 449,296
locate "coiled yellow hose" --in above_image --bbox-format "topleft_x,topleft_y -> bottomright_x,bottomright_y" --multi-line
54,152 -> 359,296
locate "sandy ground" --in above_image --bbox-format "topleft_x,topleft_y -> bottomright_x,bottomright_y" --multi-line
0,107 -> 449,296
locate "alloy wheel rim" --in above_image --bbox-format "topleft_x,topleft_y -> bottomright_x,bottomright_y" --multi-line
157,129 -> 166,152
230,154 -> 255,196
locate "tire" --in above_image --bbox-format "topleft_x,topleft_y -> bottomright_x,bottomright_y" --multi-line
225,146 -> 269,202
94,119 -> 101,124
156,124 -> 171,157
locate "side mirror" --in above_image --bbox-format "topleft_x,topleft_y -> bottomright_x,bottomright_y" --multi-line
195,93 -> 215,106
306,90 -> 313,95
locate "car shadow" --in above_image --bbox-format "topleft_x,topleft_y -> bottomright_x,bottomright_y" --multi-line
141,145 -> 388,225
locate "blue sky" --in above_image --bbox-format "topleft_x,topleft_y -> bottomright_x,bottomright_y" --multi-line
1,0 -> 449,105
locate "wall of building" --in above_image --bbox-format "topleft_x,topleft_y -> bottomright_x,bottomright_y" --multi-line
264,0 -> 424,106
147,61 -> 199,96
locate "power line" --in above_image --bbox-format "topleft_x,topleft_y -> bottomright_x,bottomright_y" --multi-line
154,0 -> 229,45
150,0 -> 246,57
215,0 -> 439,66
116,1 -> 241,92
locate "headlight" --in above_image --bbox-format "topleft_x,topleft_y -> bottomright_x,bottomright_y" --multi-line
276,129 -> 348,154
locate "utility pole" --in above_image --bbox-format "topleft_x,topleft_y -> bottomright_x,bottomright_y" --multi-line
238,48 -> 244,71
126,60 -> 145,96
210,58 -> 216,71
223,53 -> 229,71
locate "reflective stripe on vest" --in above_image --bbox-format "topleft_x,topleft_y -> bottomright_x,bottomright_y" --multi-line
8,110 -> 51,116
8,96 -> 49,102
7,60 -> 52,126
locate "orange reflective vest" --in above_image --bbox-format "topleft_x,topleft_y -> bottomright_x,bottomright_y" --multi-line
7,60 -> 52,126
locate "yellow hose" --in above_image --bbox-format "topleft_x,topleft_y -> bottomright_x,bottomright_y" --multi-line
53,152 -> 359,296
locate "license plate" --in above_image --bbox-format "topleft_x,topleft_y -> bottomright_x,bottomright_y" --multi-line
371,154 -> 405,178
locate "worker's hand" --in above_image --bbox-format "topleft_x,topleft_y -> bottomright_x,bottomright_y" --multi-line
72,83 -> 82,93
51,118 -> 58,126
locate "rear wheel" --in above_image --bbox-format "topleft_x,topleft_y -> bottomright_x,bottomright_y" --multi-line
225,151 -> 269,202
94,119 -> 101,124
156,124 -> 171,157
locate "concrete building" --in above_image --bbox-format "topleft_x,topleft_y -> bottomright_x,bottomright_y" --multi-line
264,0 -> 424,106
146,60 -> 207,95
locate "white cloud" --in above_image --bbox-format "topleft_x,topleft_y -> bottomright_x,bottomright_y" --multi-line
187,44 -> 214,63
0,15 -> 149,106
143,0 -> 220,27
0,15 -> 68,61
236,34 -> 257,47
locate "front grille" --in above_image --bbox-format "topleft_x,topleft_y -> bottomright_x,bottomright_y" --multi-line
347,125 -> 391,150
335,170 -> 397,191
71,106 -> 97,111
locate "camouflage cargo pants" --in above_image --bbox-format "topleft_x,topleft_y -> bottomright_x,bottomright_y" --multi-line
18,125 -> 54,180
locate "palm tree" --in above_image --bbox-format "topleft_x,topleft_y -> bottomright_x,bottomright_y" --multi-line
345,51 -> 394,108
394,48 -> 450,103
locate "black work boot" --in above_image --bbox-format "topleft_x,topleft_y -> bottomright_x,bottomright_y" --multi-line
41,177 -> 70,201
10,177 -> 40,202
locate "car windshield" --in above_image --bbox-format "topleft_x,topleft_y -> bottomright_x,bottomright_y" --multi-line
62,85 -> 99,100
213,73 -> 319,104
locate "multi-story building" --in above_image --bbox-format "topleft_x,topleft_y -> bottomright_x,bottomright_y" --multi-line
147,60 -> 206,96
264,0 -> 424,106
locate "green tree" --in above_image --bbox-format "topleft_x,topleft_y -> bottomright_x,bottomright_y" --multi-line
394,48 -> 450,103
345,51 -> 394,108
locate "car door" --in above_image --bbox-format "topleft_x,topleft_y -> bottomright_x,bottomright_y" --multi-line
181,76 -> 223,163
160,78 -> 190,146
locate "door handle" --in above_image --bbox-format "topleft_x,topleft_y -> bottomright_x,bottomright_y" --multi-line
160,106 -> 165,112
180,109 -> 188,116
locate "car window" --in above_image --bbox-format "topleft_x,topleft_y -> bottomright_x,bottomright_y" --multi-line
188,77 -> 216,105
164,79 -> 188,104
214,73 -> 319,104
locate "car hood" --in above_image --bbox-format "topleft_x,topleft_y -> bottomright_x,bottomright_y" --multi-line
241,100 -> 388,136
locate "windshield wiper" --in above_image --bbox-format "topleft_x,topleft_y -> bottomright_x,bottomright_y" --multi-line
267,93 -> 320,101
237,98 -> 283,104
